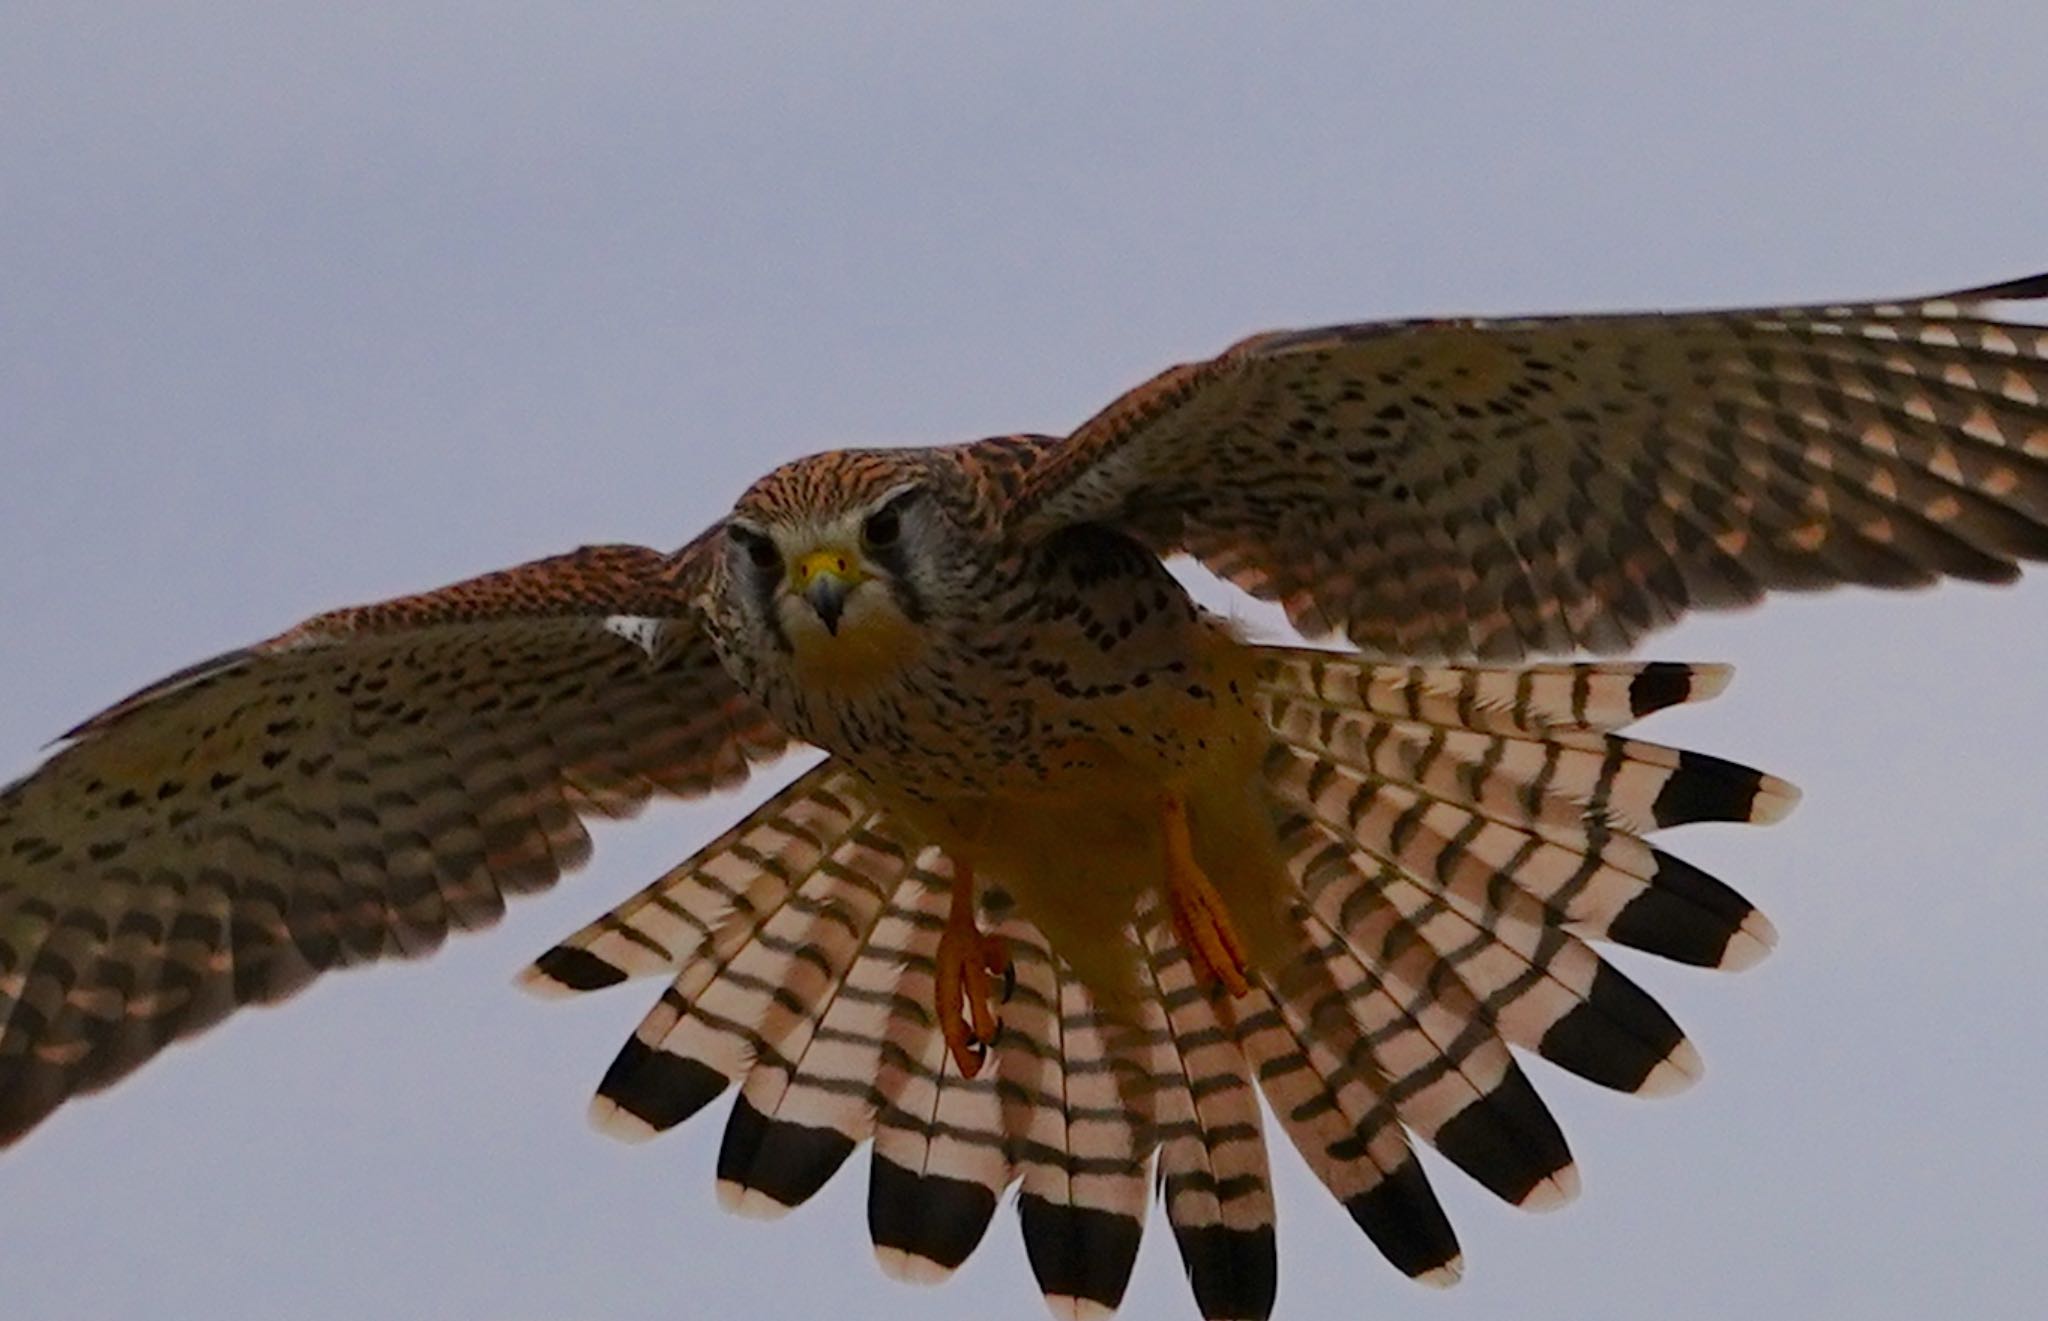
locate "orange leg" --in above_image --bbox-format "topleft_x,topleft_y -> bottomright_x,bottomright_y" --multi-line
934,856 -> 1010,1077
1161,793 -> 1252,996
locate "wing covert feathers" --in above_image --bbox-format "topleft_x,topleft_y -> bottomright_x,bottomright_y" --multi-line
537,650 -> 1788,1320
0,539 -> 781,1148
1013,275 -> 2048,660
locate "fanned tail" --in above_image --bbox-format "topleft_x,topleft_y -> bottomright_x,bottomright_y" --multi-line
521,651 -> 1794,1319
1240,648 -> 1793,1278
521,762 -> 1162,1317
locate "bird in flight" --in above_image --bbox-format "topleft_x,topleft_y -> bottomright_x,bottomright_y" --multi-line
5,273 -> 2047,1320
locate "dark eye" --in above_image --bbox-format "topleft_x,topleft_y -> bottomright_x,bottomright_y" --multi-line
861,505 -> 901,548
727,524 -> 781,572
862,489 -> 923,549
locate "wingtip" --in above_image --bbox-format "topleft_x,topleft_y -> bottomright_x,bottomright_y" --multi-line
1945,270 -> 2048,303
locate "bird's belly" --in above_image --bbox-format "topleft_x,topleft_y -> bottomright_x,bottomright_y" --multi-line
880,630 -> 1293,1003
924,614 -> 1266,807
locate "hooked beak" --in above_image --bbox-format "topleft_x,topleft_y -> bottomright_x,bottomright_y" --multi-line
791,548 -> 864,636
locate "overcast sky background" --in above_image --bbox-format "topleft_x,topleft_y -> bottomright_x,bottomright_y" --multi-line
4,6 -> 2048,1320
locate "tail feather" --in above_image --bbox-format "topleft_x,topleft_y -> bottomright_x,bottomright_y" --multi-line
711,827 -> 908,1215
717,846 -> 921,1216
522,654 -> 1795,1318
1291,803 -> 1698,1096
1266,739 -> 1774,970
1233,960 -> 1463,1285
1257,651 -> 1734,735
1256,655 -> 1768,1100
1259,685 -> 1796,838
574,775 -> 903,1140
867,861 -> 1008,1285
1283,894 -> 1577,1210
522,765 -> 872,993
1013,943 -> 1154,1321
1140,914 -> 1277,1321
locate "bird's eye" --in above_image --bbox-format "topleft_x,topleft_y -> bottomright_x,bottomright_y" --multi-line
727,525 -> 781,572
861,505 -> 902,549
861,488 -> 922,550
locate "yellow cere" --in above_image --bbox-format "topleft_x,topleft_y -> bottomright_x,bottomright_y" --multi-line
791,547 -> 866,588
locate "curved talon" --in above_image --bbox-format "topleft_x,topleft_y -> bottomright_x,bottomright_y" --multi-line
935,858 -> 1008,1078
1171,889 -> 1252,996
1162,792 -> 1254,997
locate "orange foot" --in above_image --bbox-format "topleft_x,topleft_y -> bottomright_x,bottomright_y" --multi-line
935,857 -> 1011,1077
1162,793 -> 1252,996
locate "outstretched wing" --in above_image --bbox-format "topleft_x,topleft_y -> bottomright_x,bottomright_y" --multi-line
1011,272 -> 2048,658
0,535 -> 786,1145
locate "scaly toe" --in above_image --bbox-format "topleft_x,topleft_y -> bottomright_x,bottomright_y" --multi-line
936,928 -> 1006,1077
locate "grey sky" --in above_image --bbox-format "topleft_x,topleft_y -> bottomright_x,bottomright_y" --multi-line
4,5 -> 2047,1319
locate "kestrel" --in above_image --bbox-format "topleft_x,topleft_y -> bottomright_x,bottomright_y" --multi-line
6,273 -> 2048,1320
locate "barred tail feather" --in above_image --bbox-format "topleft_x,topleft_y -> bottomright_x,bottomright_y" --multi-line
717,853 -> 921,1217
1270,747 -> 1702,1099
521,764 -> 876,995
1281,896 -> 1578,1209
1140,913 -> 1277,1321
524,776 -> 1167,1315
1256,653 -> 1785,1108
1258,651 -> 1790,972
1022,1003 -> 1153,1317
1228,651 -> 1791,1275
516,653 -> 1794,1318
521,764 -> 906,1138
1258,651 -> 1737,735
867,860 -> 1008,1284
1233,966 -> 1462,1286
1265,738 -> 1774,973
585,810 -> 905,1142
1258,683 -> 1795,839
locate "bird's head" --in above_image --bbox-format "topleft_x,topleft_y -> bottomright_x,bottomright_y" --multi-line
714,449 -> 980,693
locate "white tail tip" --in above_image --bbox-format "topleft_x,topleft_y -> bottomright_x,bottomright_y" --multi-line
874,1245 -> 957,1286
587,1096 -> 661,1144
1638,1037 -> 1705,1099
